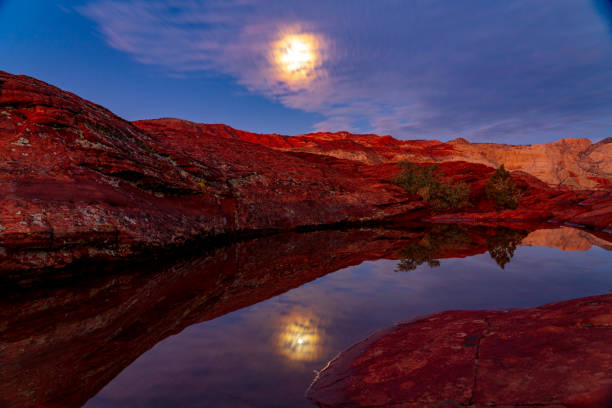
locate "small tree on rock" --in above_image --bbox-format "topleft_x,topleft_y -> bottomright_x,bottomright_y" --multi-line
486,164 -> 520,210
392,161 -> 470,212
392,162 -> 438,195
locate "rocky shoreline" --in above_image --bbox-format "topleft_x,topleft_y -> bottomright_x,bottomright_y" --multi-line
307,294 -> 612,408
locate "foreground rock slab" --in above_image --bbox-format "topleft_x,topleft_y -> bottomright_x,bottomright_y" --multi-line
308,294 -> 612,408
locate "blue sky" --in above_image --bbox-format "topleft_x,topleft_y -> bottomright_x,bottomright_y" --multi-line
1,0 -> 611,143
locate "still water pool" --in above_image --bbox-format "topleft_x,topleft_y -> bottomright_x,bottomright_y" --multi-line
82,225 -> 612,408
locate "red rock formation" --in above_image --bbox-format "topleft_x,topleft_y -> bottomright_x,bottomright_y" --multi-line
1,71 -> 611,271
307,294 -> 612,408
0,71 -> 425,272
135,120 -> 612,190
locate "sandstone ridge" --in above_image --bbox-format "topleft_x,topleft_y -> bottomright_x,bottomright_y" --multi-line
136,118 -> 612,189
1,71 -> 611,271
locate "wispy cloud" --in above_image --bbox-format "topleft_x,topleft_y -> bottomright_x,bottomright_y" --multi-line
80,0 -> 612,142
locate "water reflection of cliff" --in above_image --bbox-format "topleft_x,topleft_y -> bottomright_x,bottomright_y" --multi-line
522,226 -> 612,251
0,224 -> 609,407
395,225 -> 611,272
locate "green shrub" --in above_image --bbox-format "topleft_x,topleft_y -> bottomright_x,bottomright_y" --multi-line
486,165 -> 520,209
428,181 -> 470,211
392,161 -> 470,212
392,162 -> 438,194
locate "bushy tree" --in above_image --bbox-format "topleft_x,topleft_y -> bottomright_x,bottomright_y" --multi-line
392,162 -> 438,195
486,164 -> 520,209
392,161 -> 470,212
428,181 -> 470,211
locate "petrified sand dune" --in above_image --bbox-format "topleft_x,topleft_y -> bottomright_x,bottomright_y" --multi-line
0,71 -> 424,271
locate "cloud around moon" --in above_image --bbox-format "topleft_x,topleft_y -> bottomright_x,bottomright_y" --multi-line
80,0 -> 612,142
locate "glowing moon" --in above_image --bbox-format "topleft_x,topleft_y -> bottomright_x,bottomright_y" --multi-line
279,35 -> 314,72
273,32 -> 324,84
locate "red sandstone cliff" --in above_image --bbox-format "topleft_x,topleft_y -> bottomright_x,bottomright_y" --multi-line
1,71 -> 611,271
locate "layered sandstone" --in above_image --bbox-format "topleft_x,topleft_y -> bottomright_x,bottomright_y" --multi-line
446,137 -> 612,190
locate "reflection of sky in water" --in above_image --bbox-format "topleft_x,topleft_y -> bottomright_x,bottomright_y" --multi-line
86,244 -> 612,408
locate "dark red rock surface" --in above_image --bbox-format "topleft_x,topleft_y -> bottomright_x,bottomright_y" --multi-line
1,71 -> 611,272
307,295 -> 612,408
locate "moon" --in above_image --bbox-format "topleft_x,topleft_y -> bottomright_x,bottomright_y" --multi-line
273,32 -> 324,84
279,35 -> 314,73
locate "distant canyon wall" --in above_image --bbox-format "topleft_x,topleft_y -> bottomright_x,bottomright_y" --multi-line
445,137 -> 612,190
